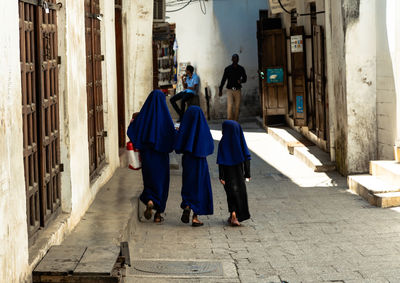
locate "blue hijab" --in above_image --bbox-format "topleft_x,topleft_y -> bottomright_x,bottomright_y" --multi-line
127,90 -> 175,153
217,120 -> 251,165
174,106 -> 214,157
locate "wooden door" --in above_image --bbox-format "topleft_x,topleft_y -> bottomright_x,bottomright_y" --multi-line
85,0 -> 105,180
290,26 -> 307,126
313,25 -> 326,139
259,29 -> 288,125
19,0 -> 61,237
115,0 -> 125,148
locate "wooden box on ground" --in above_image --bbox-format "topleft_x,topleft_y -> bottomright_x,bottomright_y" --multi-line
33,244 -> 128,283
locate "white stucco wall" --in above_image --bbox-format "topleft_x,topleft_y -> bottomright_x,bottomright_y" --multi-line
0,2 -> 30,282
166,0 -> 268,119
375,0 -> 396,160
1,1 -> 151,281
123,0 -> 154,119
386,0 -> 400,150
345,0 -> 378,173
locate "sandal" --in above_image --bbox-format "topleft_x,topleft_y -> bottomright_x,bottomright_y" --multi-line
154,213 -> 164,223
192,214 -> 203,227
181,207 -> 191,223
144,201 -> 154,220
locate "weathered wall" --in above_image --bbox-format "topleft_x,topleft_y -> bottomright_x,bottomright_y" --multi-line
123,0 -> 154,119
166,0 -> 267,120
386,0 -> 400,153
0,2 -> 30,282
327,0 -> 349,174
376,0 -> 396,159
345,0 -> 377,173
60,0 -> 121,225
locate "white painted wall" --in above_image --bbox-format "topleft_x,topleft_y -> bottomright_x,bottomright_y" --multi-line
0,1 -> 151,280
166,0 -> 268,119
375,0 -> 396,160
0,2 -> 29,282
345,0 -> 378,173
123,0 -> 154,119
386,0 -> 400,151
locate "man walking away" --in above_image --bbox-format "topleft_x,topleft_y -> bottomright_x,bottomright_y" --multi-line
170,65 -> 199,122
218,54 -> 247,121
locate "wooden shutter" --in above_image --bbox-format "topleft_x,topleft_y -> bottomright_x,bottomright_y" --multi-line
19,0 -> 61,237
85,0 -> 105,180
290,26 -> 307,126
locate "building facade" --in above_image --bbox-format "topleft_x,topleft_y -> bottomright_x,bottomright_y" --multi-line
166,0 -> 268,120
263,0 -> 400,175
0,0 -> 153,281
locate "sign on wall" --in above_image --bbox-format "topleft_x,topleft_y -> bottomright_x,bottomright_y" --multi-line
291,35 -> 303,53
296,96 -> 304,113
268,0 -> 296,14
266,68 -> 284,84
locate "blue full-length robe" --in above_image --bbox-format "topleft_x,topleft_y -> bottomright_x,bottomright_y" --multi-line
174,106 -> 214,215
127,90 -> 175,213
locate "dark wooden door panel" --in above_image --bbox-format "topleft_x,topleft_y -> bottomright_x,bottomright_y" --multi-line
290,26 -> 307,126
258,29 -> 288,123
313,25 -> 326,139
115,0 -> 125,149
85,0 -> 105,179
19,0 -> 61,237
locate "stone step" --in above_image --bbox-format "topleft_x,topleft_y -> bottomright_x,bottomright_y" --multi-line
375,192 -> 400,208
370,161 -> 400,184
266,126 -> 335,172
293,146 -> 336,172
348,174 -> 400,207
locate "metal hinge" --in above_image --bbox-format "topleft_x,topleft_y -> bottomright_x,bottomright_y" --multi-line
88,13 -> 103,21
103,131 -> 108,137
59,163 -> 64,172
57,56 -> 61,65
100,55 -> 105,61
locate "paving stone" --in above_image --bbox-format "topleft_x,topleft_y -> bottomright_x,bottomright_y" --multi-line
63,121 -> 400,282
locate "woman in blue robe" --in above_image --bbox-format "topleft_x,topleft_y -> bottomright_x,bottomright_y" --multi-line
217,120 -> 251,226
127,90 -> 176,223
174,106 -> 214,227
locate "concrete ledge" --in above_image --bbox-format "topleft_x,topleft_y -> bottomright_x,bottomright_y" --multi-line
265,126 -> 335,172
370,161 -> 400,184
293,146 -> 336,172
376,192 -> 400,208
348,174 -> 400,207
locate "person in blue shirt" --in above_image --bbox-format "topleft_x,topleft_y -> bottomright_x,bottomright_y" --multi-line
127,90 -> 176,223
170,65 -> 199,122
217,120 -> 251,226
174,106 -> 214,227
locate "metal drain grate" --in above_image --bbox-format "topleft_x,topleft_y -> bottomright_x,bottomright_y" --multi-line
131,260 -> 223,276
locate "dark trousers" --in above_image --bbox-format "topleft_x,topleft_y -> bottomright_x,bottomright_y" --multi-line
170,91 -> 194,120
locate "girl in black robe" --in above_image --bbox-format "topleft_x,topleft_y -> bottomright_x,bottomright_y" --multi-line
217,120 -> 251,226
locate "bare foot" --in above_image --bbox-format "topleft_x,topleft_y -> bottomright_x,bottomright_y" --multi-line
230,212 -> 240,226
144,200 -> 154,220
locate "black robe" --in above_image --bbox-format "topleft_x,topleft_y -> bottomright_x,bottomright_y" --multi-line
219,160 -> 250,222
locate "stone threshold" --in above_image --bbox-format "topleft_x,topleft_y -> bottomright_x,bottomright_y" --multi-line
256,117 -> 336,172
348,161 -> 400,208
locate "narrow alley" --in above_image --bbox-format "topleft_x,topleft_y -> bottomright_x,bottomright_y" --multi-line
63,121 -> 400,282
3,1 -> 400,282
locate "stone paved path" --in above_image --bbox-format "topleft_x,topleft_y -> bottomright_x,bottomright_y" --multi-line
124,121 -> 400,283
